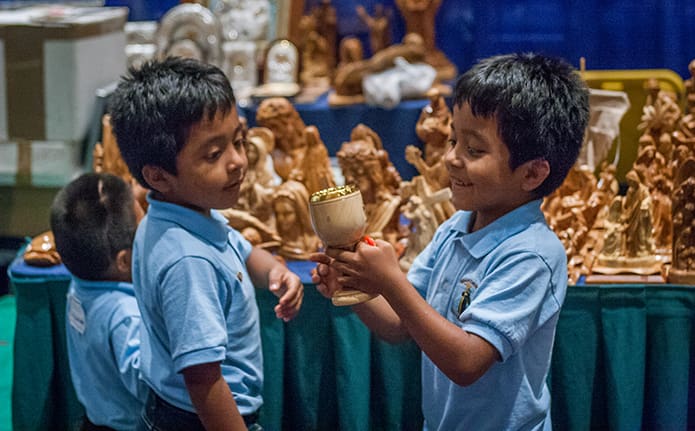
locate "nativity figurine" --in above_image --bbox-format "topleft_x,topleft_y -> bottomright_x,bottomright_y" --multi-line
331,33 -> 426,104
337,129 -> 404,246
593,169 -> 663,276
272,180 -> 322,260
668,158 -> 695,284
255,97 -> 335,194
394,0 -> 456,80
356,3 -> 392,55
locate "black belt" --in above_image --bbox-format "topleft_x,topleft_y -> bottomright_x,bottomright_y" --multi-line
147,391 -> 259,428
81,416 -> 117,431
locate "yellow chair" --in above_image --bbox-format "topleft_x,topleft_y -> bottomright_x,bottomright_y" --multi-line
580,68 -> 684,181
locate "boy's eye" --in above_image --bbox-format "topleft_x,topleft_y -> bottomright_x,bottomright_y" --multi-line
447,138 -> 457,147
466,145 -> 482,156
234,137 -> 248,149
206,150 -> 222,161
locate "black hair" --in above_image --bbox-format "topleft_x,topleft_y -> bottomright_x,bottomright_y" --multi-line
108,57 -> 236,189
50,173 -> 136,280
453,53 -> 589,197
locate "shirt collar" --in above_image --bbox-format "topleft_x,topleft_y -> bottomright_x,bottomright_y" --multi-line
451,199 -> 546,259
72,277 -> 135,295
146,194 -> 230,250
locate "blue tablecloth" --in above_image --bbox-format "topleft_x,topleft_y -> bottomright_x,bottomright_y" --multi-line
240,92 -> 431,180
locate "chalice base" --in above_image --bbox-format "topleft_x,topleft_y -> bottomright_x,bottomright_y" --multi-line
331,288 -> 377,306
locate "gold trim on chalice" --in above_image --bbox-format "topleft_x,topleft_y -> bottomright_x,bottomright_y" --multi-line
310,185 -> 359,203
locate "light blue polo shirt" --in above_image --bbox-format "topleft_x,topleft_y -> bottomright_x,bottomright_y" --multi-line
66,278 -> 148,430
408,199 -> 566,431
132,196 -> 263,415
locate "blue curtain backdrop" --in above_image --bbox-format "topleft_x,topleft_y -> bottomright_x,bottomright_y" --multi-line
3,0 -> 686,77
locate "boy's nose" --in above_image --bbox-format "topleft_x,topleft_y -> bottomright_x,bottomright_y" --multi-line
226,147 -> 247,170
444,146 -> 460,167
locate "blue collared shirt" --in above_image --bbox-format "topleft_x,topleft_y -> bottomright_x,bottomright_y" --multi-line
408,199 -> 567,431
133,196 -> 263,414
66,277 -> 148,430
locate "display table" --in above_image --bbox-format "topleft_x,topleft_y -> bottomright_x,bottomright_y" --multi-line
11,253 -> 695,430
9,257 -> 422,431
9,257 -> 83,431
549,283 -> 695,430
239,93 -> 432,181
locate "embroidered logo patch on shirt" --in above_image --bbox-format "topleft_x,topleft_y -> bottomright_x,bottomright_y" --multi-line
452,278 -> 478,317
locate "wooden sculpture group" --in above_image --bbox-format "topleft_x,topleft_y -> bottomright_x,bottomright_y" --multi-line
25,9 -> 695,284
543,66 -> 695,284
217,92 -> 455,269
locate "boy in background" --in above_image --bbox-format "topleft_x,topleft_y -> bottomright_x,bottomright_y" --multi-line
51,172 -> 148,430
109,57 -> 303,430
312,53 -> 589,430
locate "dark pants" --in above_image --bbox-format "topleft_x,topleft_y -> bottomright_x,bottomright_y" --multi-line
137,391 -> 261,431
80,416 -> 116,431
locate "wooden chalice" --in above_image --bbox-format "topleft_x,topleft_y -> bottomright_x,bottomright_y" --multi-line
309,185 -> 378,306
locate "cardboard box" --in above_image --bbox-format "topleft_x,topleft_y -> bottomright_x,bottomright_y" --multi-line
0,5 -> 127,142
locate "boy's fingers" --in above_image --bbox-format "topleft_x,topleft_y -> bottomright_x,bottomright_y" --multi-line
309,253 -> 331,264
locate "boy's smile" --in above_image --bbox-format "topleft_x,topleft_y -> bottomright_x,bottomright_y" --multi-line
446,103 -> 536,231
149,107 -> 248,215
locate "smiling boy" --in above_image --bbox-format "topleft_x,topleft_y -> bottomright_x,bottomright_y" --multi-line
312,53 -> 589,430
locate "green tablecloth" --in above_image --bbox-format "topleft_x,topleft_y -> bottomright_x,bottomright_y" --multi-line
10,254 -> 695,430
10,260 -> 82,431
9,258 -> 422,431
550,284 -> 695,430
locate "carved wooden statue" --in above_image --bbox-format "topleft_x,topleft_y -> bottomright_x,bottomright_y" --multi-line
684,59 -> 695,115
398,175 -> 452,271
255,97 -> 335,194
638,87 -> 681,157
298,14 -> 331,86
669,158 -> 695,284
404,89 -> 452,191
633,142 -> 668,190
234,126 -> 277,226
356,4 -> 392,55
308,0 -> 337,69
332,33 -> 426,99
94,114 -> 148,218
337,37 -> 365,71
650,174 -> 673,255
394,0 -> 456,80
272,180 -> 322,260
23,231 -> 61,267
337,133 -> 403,246
593,169 -> 662,275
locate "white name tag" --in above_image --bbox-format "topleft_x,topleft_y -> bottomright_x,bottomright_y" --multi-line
68,294 -> 86,334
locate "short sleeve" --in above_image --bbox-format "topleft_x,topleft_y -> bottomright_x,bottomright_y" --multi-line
227,227 -> 253,261
160,257 -> 228,372
459,252 -> 559,361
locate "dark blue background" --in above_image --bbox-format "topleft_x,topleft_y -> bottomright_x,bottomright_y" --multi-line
103,0 -> 695,79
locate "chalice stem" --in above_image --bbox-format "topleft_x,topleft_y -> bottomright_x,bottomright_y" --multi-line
332,288 -> 377,306
330,236 -> 377,306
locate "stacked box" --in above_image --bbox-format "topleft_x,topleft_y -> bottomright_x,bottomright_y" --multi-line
0,5 -> 127,186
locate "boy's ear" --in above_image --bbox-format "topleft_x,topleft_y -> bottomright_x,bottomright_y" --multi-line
141,165 -> 170,194
520,158 -> 550,192
114,249 -> 132,280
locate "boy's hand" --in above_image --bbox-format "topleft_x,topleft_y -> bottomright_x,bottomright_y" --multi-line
326,239 -> 405,297
309,252 -> 342,299
268,266 -> 303,322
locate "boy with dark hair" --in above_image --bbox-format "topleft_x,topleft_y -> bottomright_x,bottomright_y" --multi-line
51,172 -> 148,430
109,57 -> 303,430
312,52 -> 589,430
